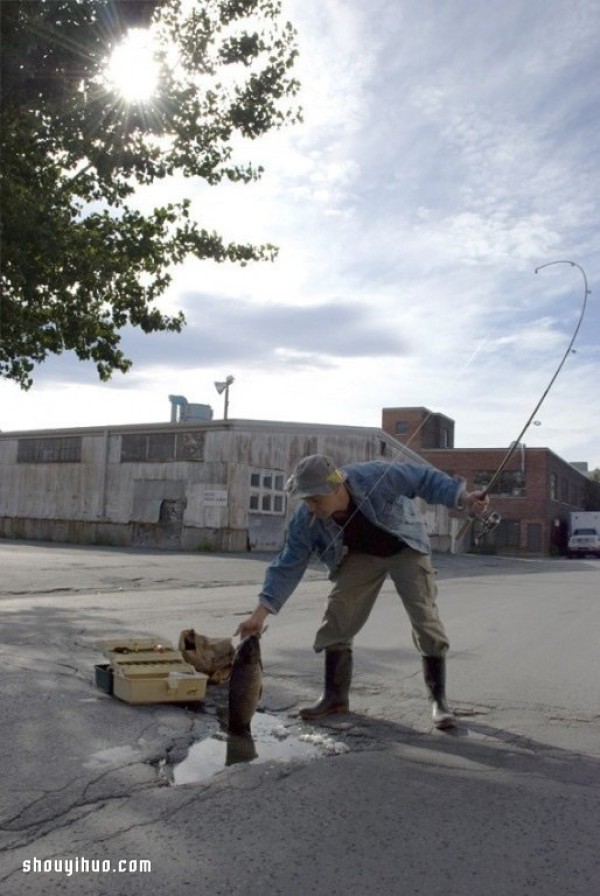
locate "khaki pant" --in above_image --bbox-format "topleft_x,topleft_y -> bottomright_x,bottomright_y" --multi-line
313,549 -> 449,657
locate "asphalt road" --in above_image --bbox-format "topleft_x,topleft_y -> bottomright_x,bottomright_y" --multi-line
0,540 -> 598,895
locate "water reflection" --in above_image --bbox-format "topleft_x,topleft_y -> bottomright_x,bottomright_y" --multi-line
172,712 -> 348,785
226,734 -> 258,766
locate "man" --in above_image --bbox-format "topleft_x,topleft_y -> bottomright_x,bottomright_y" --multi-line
236,454 -> 489,729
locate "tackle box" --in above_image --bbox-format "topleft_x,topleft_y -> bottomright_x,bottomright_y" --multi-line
94,663 -> 114,695
95,637 -> 208,705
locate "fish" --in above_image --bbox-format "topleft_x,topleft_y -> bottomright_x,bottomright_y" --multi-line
227,634 -> 263,736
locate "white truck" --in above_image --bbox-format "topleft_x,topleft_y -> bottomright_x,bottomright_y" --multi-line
567,511 -> 600,557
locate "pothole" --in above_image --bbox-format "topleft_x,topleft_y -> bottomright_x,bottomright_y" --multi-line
169,711 -> 350,785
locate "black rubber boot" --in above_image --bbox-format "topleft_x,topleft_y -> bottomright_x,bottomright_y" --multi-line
299,648 -> 352,721
422,655 -> 456,730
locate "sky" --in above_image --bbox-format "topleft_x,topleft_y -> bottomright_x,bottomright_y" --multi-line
2,0 -> 599,469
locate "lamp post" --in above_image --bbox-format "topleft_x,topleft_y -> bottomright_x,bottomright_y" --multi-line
214,375 -> 235,420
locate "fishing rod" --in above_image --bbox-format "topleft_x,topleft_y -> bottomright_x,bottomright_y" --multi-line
457,259 -> 591,545
302,260 -> 590,551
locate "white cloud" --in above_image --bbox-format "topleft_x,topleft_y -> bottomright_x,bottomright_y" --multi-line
2,0 -> 599,469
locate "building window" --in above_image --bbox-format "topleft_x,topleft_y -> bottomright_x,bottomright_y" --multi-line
474,470 -> 526,496
249,469 -> 286,515
550,473 -> 557,501
394,421 -> 409,435
120,431 -> 205,463
560,478 -> 569,502
17,437 -> 82,463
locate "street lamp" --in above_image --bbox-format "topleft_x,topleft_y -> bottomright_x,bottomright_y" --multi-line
214,375 -> 235,420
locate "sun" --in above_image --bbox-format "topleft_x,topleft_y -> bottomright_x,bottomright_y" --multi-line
104,28 -> 161,103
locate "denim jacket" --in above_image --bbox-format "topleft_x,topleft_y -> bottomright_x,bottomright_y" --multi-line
259,461 -> 465,613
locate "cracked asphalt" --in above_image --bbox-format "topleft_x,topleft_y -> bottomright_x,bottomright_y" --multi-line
0,540 -> 598,895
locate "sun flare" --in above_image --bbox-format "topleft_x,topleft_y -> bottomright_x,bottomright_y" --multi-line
104,28 -> 160,103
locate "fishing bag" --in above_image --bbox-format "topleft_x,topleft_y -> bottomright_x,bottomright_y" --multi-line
178,629 -> 235,685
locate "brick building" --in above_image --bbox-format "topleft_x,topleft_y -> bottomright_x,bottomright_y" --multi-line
381,407 -> 455,449
382,407 -> 600,555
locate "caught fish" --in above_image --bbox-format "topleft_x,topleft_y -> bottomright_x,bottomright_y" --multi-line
227,634 -> 263,736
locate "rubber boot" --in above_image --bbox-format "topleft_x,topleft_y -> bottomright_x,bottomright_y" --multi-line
299,648 -> 352,721
422,655 -> 456,730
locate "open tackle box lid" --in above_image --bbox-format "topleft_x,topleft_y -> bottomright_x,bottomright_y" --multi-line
94,636 -> 208,704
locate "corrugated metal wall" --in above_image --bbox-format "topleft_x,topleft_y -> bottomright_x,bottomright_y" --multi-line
0,421 -> 453,552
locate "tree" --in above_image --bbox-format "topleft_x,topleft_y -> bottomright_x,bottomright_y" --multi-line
0,0 -> 300,388
590,468 -> 600,483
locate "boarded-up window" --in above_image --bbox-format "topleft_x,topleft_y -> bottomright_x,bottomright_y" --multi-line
526,523 -> 543,552
147,433 -> 175,462
560,478 -> 569,502
121,434 -> 148,462
121,431 -> 205,463
175,432 -> 204,461
495,519 -> 520,548
17,437 -> 82,463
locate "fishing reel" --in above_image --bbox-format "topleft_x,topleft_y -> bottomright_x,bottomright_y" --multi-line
473,510 -> 502,546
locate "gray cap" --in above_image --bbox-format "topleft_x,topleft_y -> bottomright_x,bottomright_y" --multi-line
285,454 -> 346,498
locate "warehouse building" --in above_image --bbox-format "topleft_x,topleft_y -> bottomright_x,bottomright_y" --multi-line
0,417 -> 458,553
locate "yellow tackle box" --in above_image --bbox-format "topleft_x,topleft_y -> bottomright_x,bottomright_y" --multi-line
96,637 -> 208,705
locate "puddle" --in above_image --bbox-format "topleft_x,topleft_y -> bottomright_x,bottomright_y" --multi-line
171,711 -> 349,785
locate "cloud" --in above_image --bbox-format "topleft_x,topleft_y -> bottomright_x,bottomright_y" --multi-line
27,295 -> 409,387
3,0 -> 600,468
